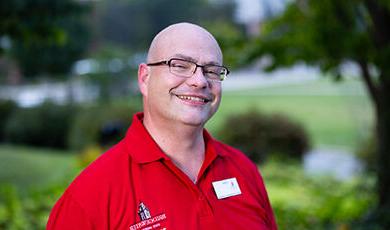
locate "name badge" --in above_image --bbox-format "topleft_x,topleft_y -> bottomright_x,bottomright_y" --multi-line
212,177 -> 242,199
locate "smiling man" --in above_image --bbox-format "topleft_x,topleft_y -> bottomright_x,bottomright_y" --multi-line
47,22 -> 277,230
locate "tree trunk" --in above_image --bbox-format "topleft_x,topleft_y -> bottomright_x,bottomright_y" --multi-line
376,75 -> 390,227
357,59 -> 390,228
363,1 -> 390,226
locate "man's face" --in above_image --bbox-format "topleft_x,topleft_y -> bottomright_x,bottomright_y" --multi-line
141,27 -> 223,127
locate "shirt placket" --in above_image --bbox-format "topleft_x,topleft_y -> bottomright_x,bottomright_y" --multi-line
162,159 -> 217,228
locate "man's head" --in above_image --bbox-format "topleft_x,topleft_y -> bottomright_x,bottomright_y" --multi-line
138,22 -> 226,128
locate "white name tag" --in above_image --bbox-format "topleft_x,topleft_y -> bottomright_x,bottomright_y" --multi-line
212,177 -> 242,199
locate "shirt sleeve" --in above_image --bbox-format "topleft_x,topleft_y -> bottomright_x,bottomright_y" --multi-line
46,191 -> 94,230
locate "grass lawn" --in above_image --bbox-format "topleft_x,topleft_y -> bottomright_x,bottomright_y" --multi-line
207,78 -> 374,150
0,145 -> 77,194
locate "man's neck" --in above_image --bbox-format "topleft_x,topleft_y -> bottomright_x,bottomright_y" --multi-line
143,115 -> 205,183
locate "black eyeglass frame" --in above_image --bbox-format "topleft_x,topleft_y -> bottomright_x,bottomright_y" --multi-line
147,58 -> 230,82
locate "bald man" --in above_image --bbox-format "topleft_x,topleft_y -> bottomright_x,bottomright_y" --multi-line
47,23 -> 277,230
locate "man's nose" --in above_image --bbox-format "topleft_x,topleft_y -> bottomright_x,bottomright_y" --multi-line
187,66 -> 209,88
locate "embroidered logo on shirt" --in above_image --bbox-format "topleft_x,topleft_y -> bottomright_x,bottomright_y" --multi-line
138,202 -> 152,221
130,202 -> 168,230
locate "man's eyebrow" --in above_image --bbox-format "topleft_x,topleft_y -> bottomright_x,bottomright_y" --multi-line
171,54 -> 221,66
172,54 -> 197,62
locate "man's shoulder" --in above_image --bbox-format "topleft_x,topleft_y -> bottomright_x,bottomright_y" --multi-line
49,140 -> 138,226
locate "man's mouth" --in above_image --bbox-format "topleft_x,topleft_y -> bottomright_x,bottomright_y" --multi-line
176,95 -> 211,103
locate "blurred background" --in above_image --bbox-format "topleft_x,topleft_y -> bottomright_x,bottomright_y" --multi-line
1,0 -> 389,229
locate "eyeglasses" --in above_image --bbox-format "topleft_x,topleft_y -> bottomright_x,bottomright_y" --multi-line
147,58 -> 229,82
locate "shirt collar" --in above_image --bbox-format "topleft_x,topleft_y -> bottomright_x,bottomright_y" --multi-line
124,112 -> 225,164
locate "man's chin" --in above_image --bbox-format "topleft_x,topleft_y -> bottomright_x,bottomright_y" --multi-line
180,118 -> 205,127
173,108 -> 217,128
177,114 -> 208,128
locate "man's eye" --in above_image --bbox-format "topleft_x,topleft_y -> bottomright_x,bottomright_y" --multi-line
171,60 -> 192,69
204,67 -> 220,74
205,70 -> 218,75
172,64 -> 188,68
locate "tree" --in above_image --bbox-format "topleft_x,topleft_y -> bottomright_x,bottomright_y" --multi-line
95,0 -> 238,52
244,0 -> 390,227
0,0 -> 90,78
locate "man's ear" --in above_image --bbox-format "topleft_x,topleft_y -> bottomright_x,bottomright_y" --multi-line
138,63 -> 149,97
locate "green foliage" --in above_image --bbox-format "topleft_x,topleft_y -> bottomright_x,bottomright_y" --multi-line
1,99 -> 142,150
240,1 -> 390,223
3,102 -> 76,149
0,0 -> 91,77
0,182 -> 68,229
218,110 -> 310,163
0,100 -> 17,141
0,0 -> 86,44
97,0 -> 196,50
0,185 -> 28,229
77,145 -> 102,168
245,0 -> 376,77
204,21 -> 247,68
262,159 -> 376,229
12,14 -> 90,77
68,104 -> 140,150
0,145 -> 76,228
95,0 -> 238,52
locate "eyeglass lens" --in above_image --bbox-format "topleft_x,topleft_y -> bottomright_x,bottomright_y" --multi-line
169,59 -> 226,81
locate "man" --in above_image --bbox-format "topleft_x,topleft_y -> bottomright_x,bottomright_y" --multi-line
47,22 -> 277,230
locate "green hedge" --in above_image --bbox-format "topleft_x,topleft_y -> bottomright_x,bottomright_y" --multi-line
67,105 -> 139,150
0,100 -> 17,142
0,183 -> 66,229
2,100 -> 141,150
218,110 -> 310,163
262,160 -> 376,229
3,102 -> 76,149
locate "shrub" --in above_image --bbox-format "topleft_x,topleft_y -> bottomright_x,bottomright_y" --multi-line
68,105 -> 139,150
262,159 -> 376,230
0,100 -> 17,142
0,184 -> 28,229
0,183 -> 69,229
77,145 -> 103,168
3,102 -> 76,149
217,110 -> 310,163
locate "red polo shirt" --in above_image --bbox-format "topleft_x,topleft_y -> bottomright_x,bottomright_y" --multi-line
47,113 -> 277,230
